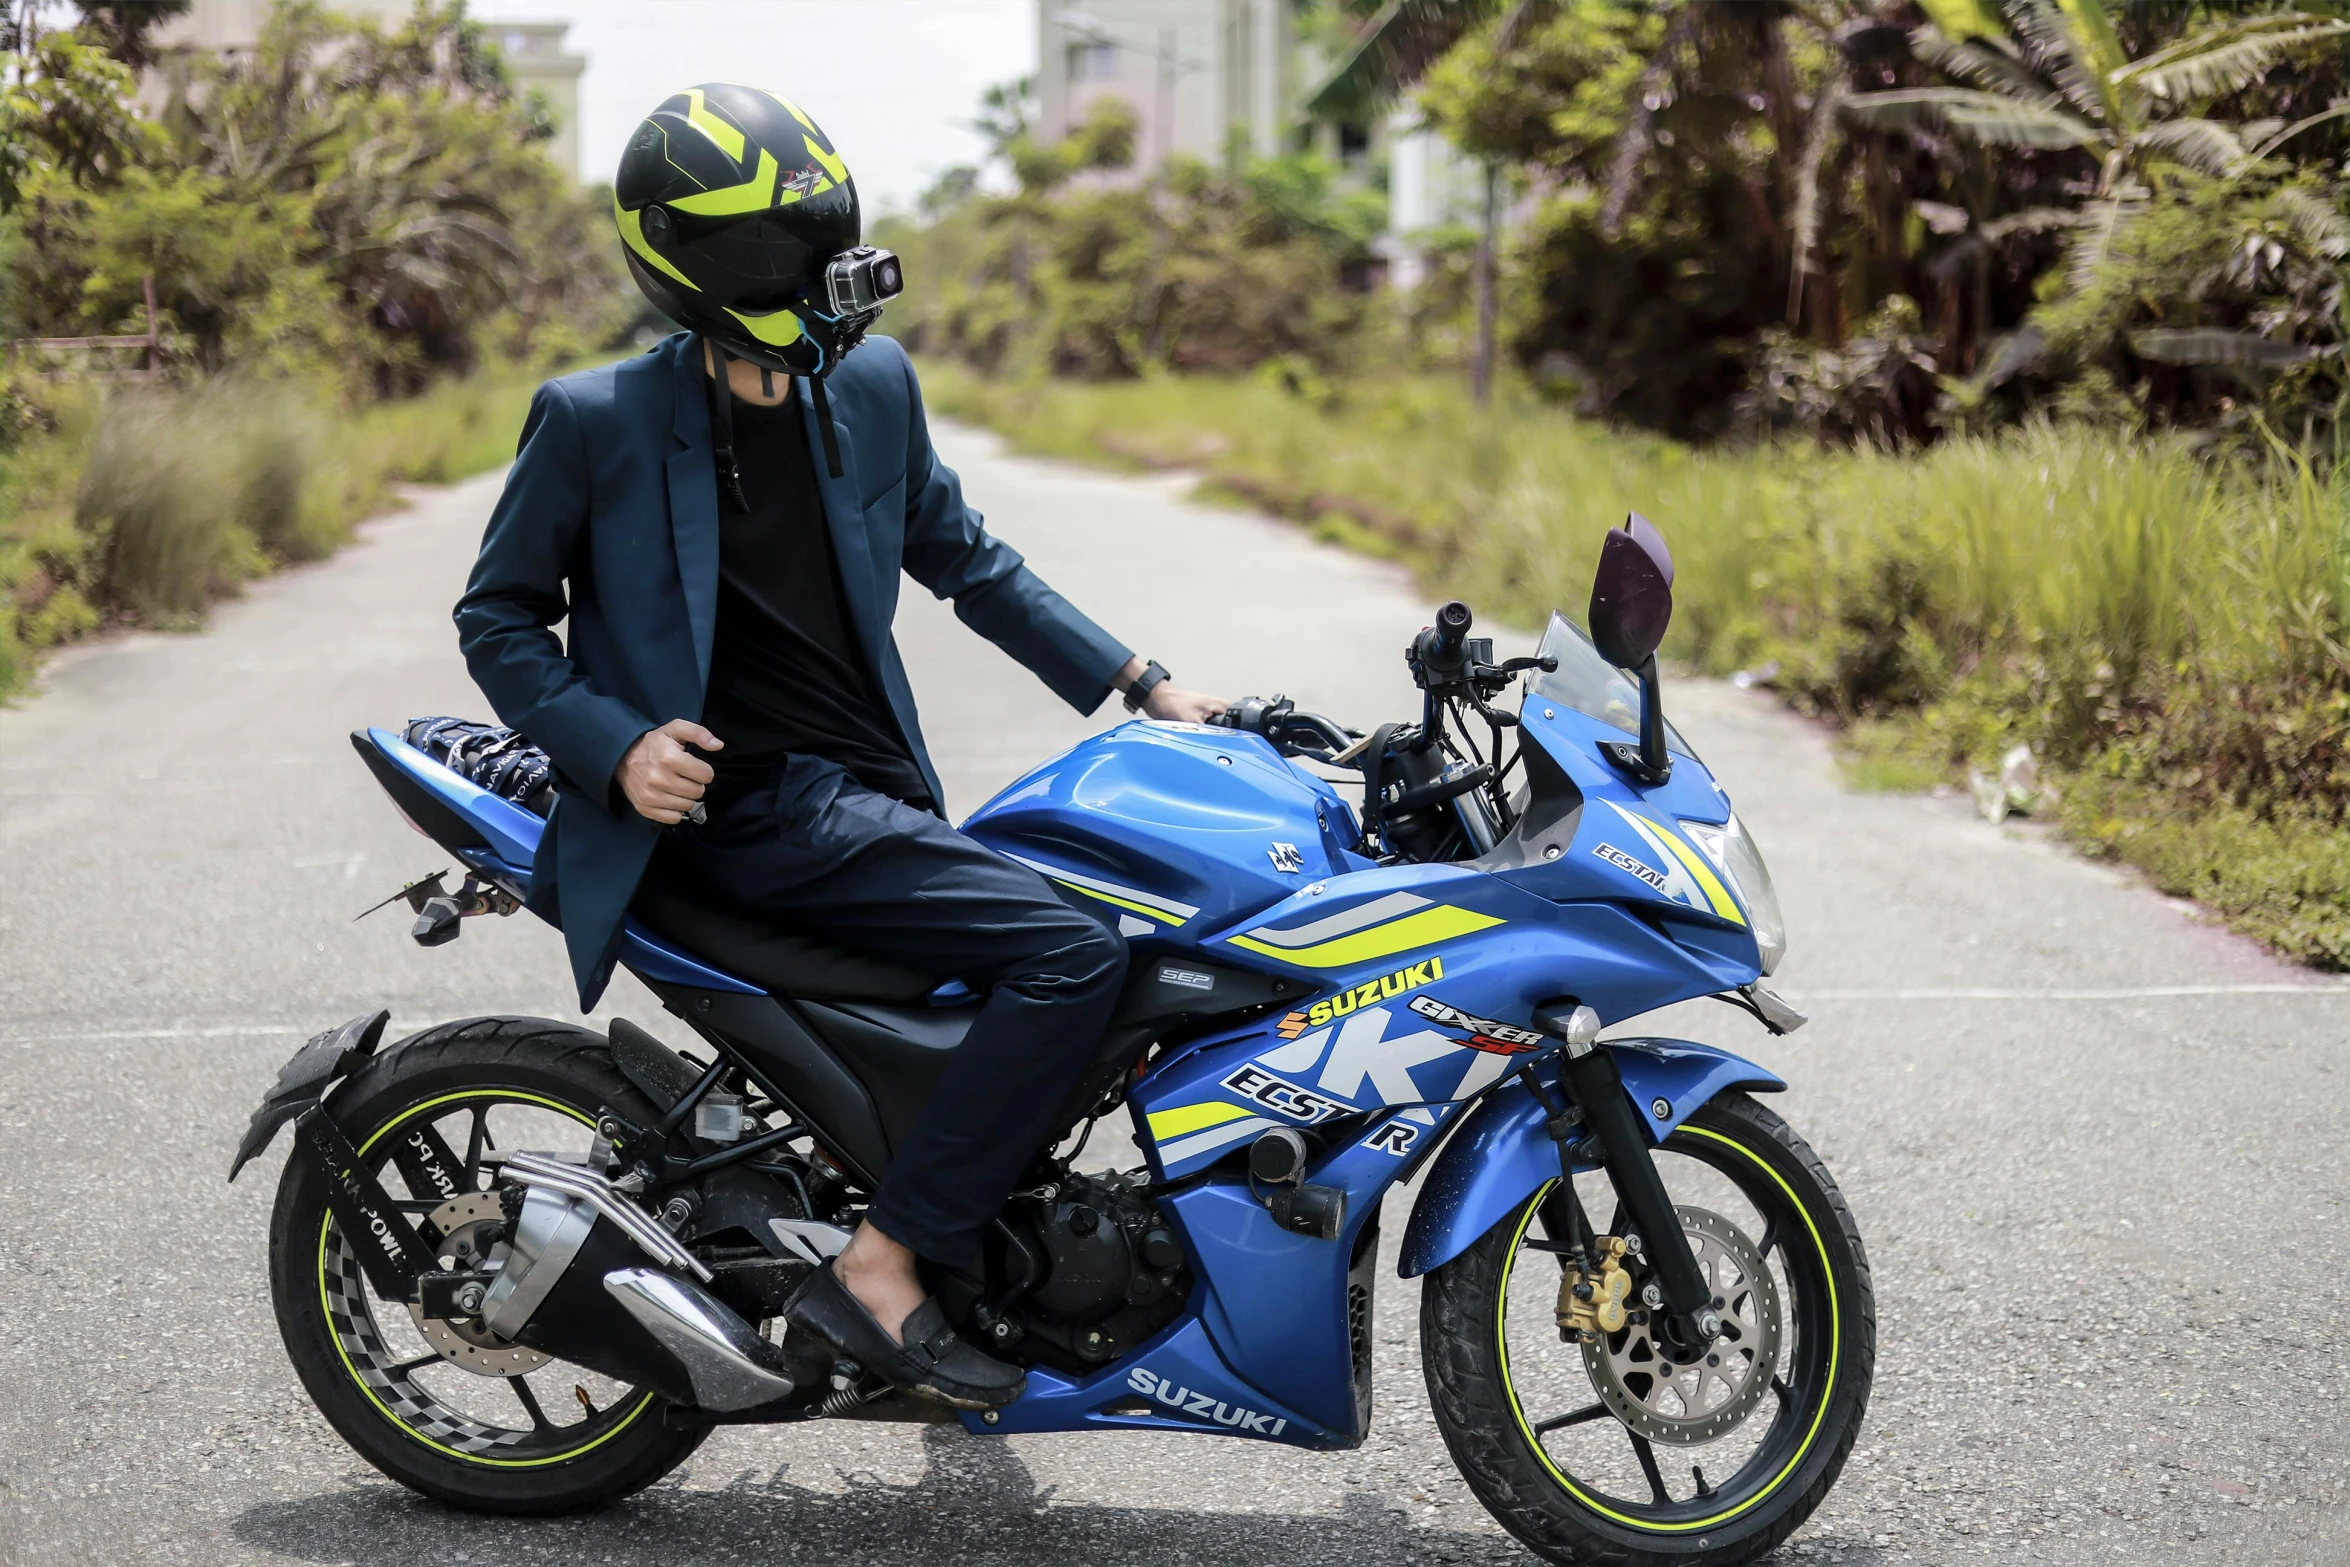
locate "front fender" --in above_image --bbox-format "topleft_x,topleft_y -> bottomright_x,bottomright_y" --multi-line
1396,1037 -> 1784,1278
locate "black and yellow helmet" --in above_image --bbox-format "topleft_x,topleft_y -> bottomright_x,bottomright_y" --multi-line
614,84 -> 897,377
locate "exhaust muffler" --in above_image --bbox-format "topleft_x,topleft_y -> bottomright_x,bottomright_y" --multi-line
477,1156 -> 798,1412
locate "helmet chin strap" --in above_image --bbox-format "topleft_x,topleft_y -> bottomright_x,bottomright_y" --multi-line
707,340 -> 750,513
805,373 -> 845,481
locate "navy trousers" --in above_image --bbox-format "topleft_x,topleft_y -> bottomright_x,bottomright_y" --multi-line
652,755 -> 1128,1267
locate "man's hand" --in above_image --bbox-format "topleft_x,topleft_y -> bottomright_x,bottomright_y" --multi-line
1145,682 -> 1231,724
617,719 -> 721,824
1115,656 -> 1228,724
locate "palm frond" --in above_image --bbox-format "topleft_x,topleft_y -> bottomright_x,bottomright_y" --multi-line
1910,25 -> 2061,108
2120,20 -> 2350,106
1787,74 -> 1847,324
2132,117 -> 2250,178
2013,0 -> 2113,124
2272,186 -> 2350,261
2055,0 -> 2128,84
2063,191 -> 2144,287
2130,327 -> 2324,368
1979,204 -> 2081,241
2250,101 -> 2350,162
1845,87 -> 2102,151
1915,0 -> 2006,41
1303,0 -> 1498,120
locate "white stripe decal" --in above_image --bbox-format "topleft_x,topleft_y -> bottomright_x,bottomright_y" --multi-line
1004,854 -> 1200,920
1239,891 -> 1432,949
1155,1115 -> 1274,1166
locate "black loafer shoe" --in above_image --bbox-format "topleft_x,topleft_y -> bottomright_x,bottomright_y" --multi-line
782,1260 -> 1026,1411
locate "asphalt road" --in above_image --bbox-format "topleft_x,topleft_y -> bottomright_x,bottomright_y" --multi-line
2,413 -> 2346,1566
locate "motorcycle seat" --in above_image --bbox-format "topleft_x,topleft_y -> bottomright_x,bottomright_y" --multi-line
630,862 -> 939,1005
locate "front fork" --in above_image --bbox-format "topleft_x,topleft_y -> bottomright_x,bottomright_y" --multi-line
1526,1007 -> 1723,1350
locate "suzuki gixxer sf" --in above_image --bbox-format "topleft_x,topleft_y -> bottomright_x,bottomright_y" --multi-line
231,514 -> 1872,1565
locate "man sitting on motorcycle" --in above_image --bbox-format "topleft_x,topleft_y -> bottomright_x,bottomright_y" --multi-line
453,83 -> 1224,1411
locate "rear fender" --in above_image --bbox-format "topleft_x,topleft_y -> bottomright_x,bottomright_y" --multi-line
226,1010 -> 391,1181
1396,1037 -> 1784,1278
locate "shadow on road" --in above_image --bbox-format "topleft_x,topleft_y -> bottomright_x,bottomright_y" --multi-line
225,1423 -> 1892,1566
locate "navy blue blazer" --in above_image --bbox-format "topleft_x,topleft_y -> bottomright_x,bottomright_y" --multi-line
454,332 -> 1132,1008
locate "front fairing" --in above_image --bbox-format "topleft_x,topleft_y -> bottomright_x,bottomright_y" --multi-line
1487,697 -> 1769,982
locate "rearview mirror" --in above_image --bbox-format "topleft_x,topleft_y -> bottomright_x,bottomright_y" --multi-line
1587,513 -> 1674,670
1587,514 -> 1676,786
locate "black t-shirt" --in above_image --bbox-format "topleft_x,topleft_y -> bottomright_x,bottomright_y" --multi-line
697,384 -> 933,809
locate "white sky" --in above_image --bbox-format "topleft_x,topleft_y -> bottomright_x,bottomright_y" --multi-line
469,0 -> 1041,211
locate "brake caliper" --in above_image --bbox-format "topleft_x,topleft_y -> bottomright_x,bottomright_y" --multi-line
1556,1234 -> 1633,1339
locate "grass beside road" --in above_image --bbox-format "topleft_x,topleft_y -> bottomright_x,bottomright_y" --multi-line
919,358 -> 2350,968
0,367 -> 550,698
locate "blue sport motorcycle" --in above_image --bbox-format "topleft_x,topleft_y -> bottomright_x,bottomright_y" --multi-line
232,515 -> 1872,1564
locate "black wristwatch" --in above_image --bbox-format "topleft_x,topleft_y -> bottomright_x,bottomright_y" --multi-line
1123,659 -> 1172,714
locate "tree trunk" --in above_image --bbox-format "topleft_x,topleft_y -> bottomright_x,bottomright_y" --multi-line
1471,161 -> 1499,407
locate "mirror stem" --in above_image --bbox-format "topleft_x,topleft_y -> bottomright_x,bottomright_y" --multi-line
1601,657 -> 1675,786
1637,654 -> 1670,781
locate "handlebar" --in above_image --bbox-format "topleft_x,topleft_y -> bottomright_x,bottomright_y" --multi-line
1211,695 -> 1360,762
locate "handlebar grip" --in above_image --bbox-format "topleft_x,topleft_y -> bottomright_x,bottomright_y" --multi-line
1432,600 -> 1472,662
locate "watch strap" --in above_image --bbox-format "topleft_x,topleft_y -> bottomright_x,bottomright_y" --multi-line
1123,660 -> 1172,713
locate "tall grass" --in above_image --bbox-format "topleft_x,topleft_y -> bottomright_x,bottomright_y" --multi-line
1,363 -> 560,696
918,360 -> 2350,964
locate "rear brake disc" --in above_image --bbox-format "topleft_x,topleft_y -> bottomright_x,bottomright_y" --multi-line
406,1192 -> 549,1378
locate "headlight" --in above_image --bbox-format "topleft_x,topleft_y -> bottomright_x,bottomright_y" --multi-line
1679,813 -> 1787,975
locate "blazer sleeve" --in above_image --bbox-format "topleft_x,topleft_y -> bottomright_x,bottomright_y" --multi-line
451,381 -> 655,795
891,350 -> 1134,714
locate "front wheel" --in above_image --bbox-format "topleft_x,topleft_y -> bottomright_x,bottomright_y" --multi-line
1422,1093 -> 1874,1566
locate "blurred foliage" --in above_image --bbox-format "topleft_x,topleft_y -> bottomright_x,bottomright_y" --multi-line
2,0 -> 626,388
880,88 -> 1403,380
0,0 -> 623,689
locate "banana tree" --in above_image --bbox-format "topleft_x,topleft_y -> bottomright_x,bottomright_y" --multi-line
1838,0 -> 2349,287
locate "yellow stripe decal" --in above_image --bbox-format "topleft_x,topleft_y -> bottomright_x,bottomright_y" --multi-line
670,150 -> 779,216
681,88 -> 745,162
1655,826 -> 1745,925
613,198 -> 699,291
1226,905 -> 1502,969
1495,1123 -> 1840,1532
1058,882 -> 1185,925
329,1090 -> 660,1467
766,91 -> 818,132
723,305 -> 805,347
1145,1101 -> 1254,1141
804,134 -> 848,186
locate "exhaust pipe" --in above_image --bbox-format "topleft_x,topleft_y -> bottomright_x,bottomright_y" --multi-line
474,1158 -> 797,1412
604,1268 -> 798,1412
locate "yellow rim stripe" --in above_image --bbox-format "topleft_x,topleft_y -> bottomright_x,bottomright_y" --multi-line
1494,1123 -> 1840,1532
1145,1100 -> 1255,1141
325,1089 -> 659,1468
681,88 -> 745,162
1654,827 -> 1746,926
1226,905 -> 1502,969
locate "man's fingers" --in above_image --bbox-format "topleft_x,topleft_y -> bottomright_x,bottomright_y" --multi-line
669,752 -> 716,786
661,718 -> 724,752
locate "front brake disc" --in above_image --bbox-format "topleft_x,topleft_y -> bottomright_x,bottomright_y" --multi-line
1581,1205 -> 1781,1446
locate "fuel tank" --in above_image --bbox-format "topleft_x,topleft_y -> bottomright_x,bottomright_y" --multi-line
960,721 -> 1369,943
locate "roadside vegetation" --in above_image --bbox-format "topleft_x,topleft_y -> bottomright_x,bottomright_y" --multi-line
0,1 -> 627,697
899,0 -> 2350,965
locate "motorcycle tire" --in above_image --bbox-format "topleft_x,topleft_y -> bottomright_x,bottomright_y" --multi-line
1422,1092 -> 1874,1566
267,1015 -> 710,1514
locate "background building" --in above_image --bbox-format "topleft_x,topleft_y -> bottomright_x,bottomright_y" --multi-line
151,0 -> 587,182
1039,0 -> 1290,168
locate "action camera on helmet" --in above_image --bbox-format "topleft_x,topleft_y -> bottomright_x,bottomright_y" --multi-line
822,246 -> 903,318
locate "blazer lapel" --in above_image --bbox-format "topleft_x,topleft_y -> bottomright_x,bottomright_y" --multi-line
666,340 -> 720,691
800,384 -> 883,670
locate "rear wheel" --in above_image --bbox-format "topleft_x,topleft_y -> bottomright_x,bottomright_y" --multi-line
1422,1093 -> 1874,1566
267,1016 -> 708,1514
